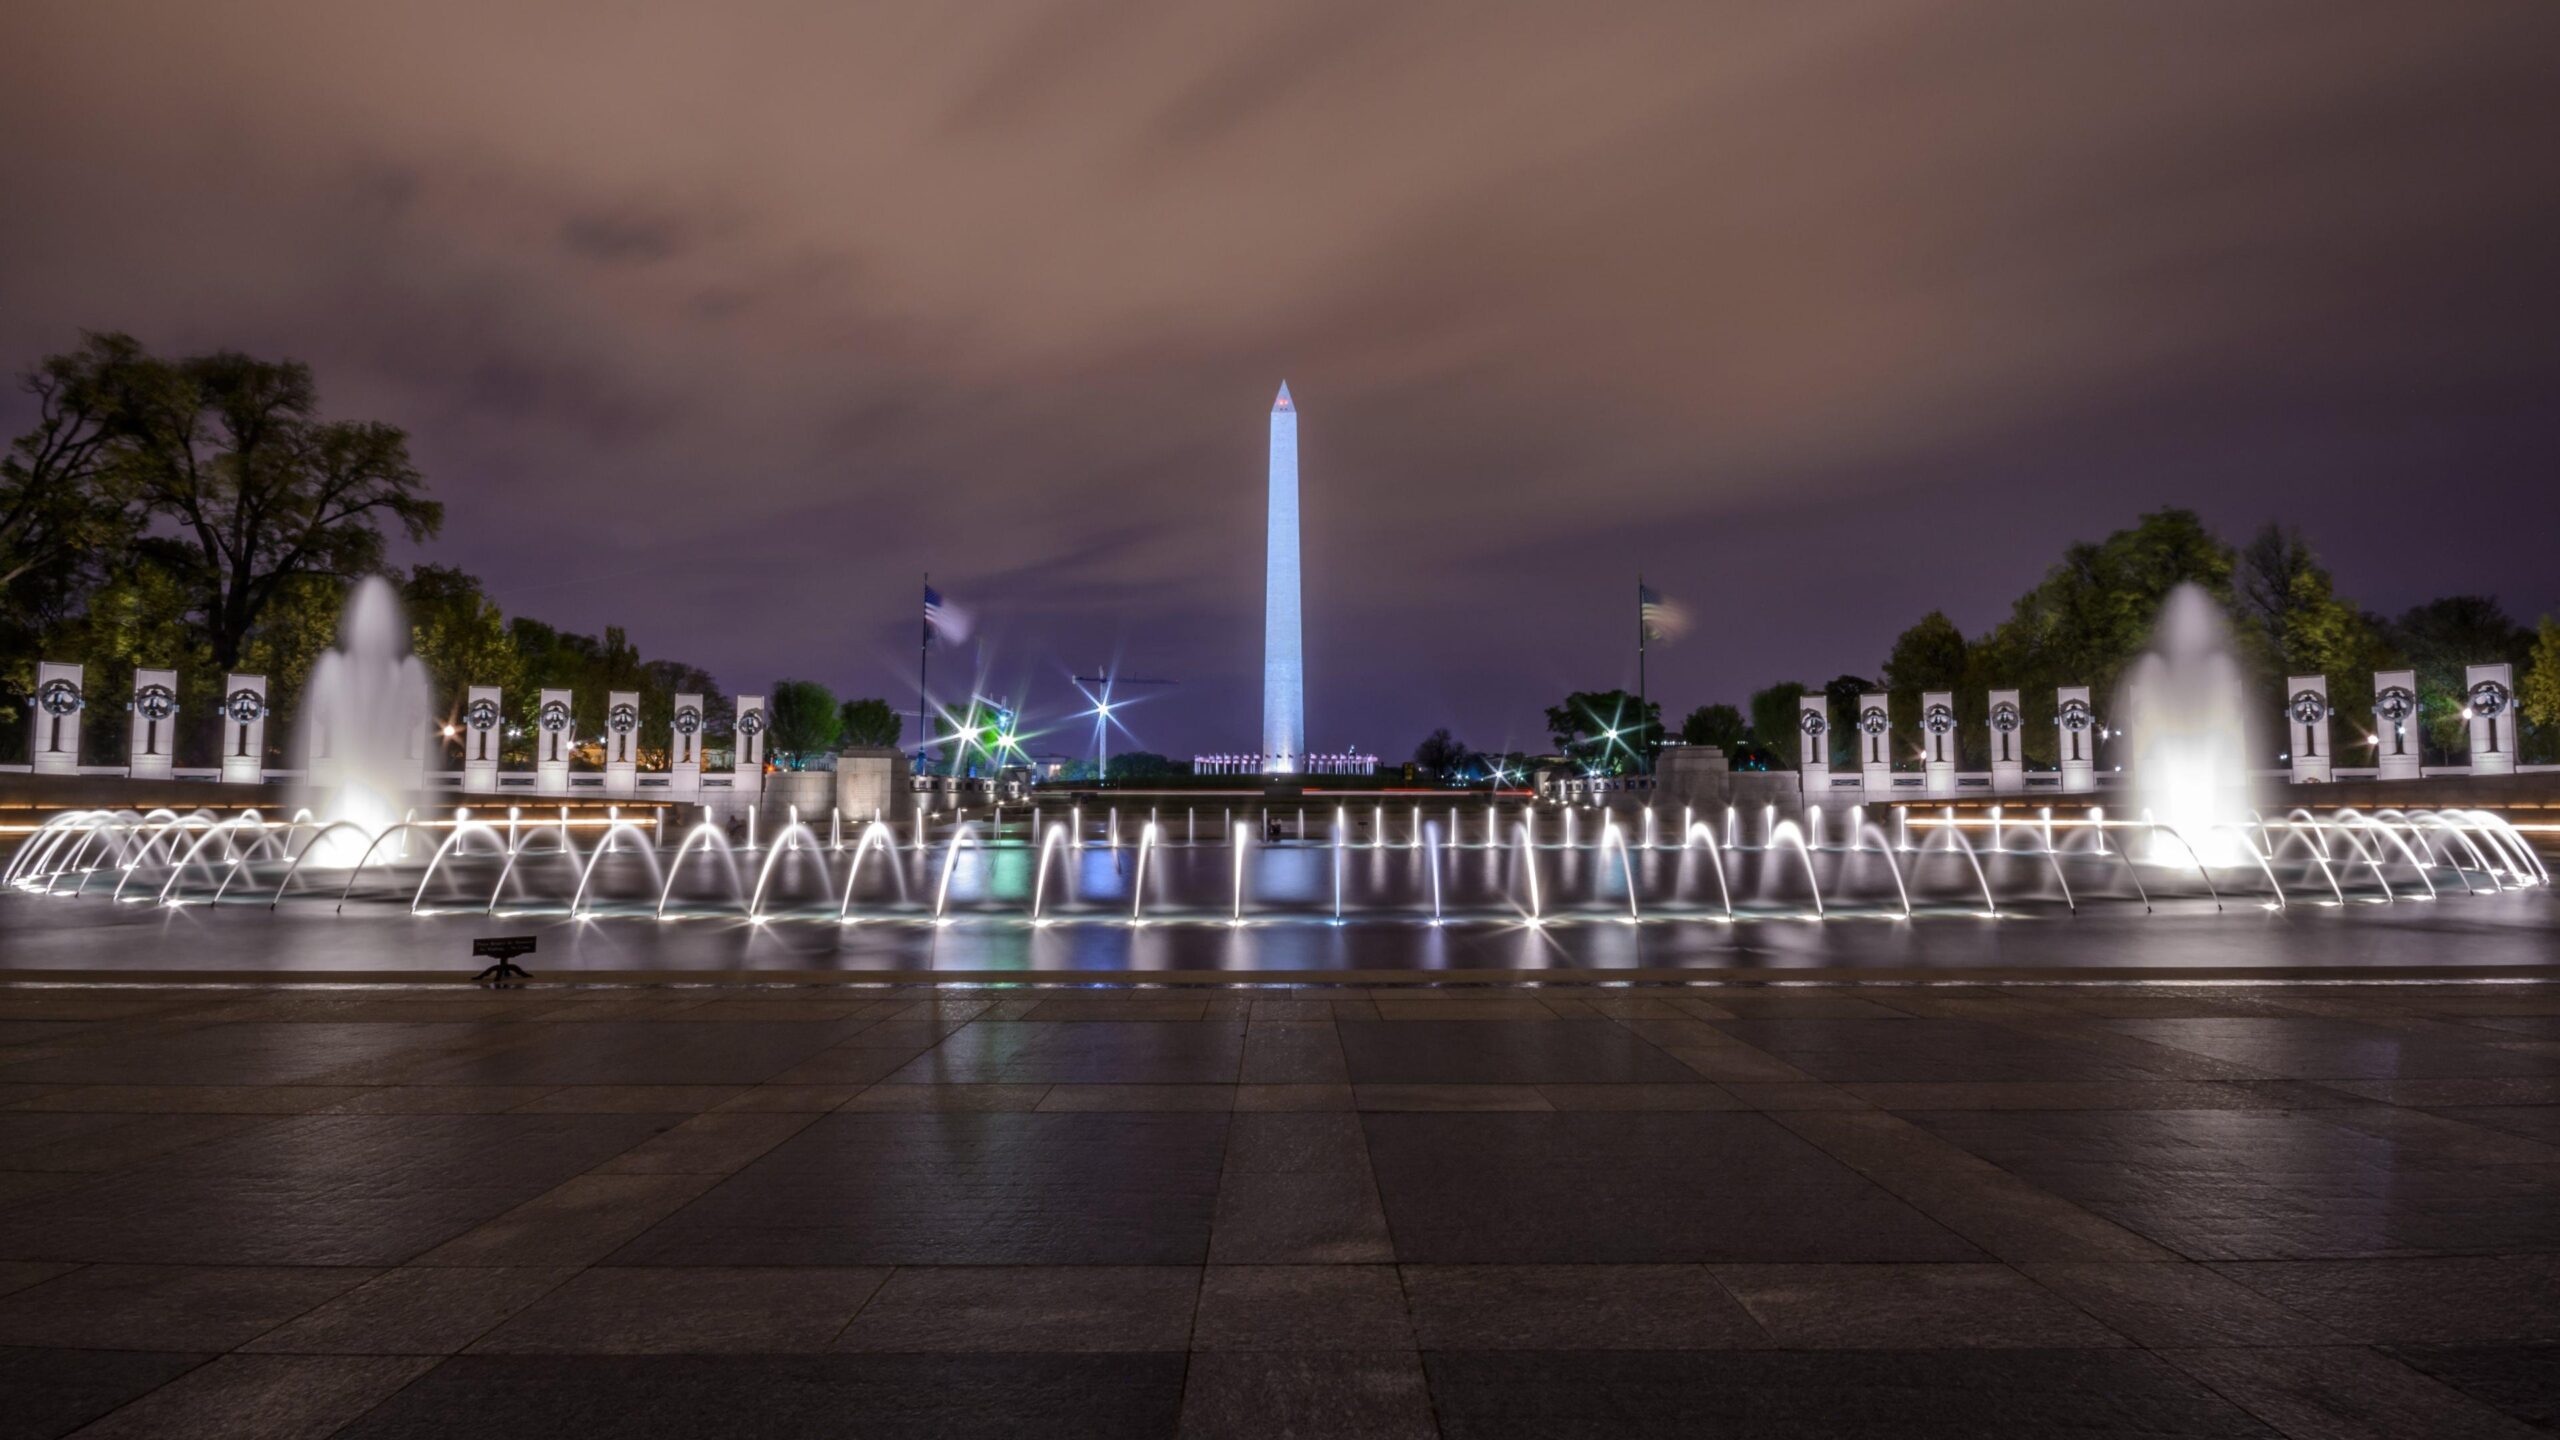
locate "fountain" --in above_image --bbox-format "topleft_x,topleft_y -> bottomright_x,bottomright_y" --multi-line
2119,584 -> 2254,865
295,578 -> 434,869
6,788 -> 2542,937
4,562 -> 2549,953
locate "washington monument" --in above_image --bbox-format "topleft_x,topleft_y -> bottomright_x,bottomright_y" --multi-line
1262,382 -> 1304,773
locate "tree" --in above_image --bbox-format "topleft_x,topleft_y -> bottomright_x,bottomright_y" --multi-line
640,659 -> 727,766
1413,728 -> 1469,777
401,565 -> 519,721
839,697 -> 904,749
1747,681 -> 1809,762
503,616 -> 589,763
118,348 -> 441,669
232,573 -> 347,759
2388,596 -> 2532,762
1542,689 -> 1660,775
1678,703 -> 1745,751
1105,751 -> 1179,781
52,555 -> 207,762
1881,611 -> 1972,764
2233,524 -> 2392,741
766,679 -> 841,768
1,334 -> 145,649
1820,675 -> 1873,768
2524,617 -> 2560,764
1970,509 -> 2236,766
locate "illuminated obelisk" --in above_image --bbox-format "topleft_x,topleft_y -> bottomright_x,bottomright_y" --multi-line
1262,382 -> 1304,774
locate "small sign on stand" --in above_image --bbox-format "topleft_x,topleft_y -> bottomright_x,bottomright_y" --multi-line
471,935 -> 536,984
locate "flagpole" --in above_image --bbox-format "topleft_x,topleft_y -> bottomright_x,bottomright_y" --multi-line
1636,572 -> 1649,775
916,573 -> 930,778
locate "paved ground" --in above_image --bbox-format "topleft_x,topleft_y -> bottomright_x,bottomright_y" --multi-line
0,979 -> 2556,1437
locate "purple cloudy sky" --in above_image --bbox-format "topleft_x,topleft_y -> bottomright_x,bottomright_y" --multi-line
5,3 -> 2558,762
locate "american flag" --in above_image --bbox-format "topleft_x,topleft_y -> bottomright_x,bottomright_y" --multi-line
1638,582 -> 1675,643
923,584 -> 971,645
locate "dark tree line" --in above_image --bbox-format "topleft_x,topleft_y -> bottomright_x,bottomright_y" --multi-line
0,334 -> 901,770
1707,511 -> 2558,770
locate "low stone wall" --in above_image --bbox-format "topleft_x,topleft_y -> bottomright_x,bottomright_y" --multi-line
0,770 -> 298,813
697,749 -> 908,838
2268,771 -> 2560,814
1651,747 -> 1805,820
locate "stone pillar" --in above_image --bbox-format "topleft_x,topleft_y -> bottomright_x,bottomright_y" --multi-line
2285,675 -> 2332,784
603,690 -> 639,797
31,662 -> 83,775
127,667 -> 180,779
534,688 -> 573,795
461,686 -> 503,794
1986,689 -> 2024,793
1656,744 -> 1732,820
734,694 -> 767,796
1921,690 -> 1956,797
669,693 -> 703,797
220,673 -> 268,784
835,747 -> 903,826
754,769 -> 832,836
1797,694 -> 1830,796
2372,669 -> 2419,780
2466,663 -> 2517,776
1855,692 -> 1892,795
2057,685 -> 2096,793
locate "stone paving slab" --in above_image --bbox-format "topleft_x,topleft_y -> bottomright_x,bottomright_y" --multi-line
0,977 -> 2553,1436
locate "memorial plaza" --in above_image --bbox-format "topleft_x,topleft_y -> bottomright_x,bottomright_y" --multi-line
0,973 -> 2555,1437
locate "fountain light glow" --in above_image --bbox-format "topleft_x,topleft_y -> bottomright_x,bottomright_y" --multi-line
2121,585 -> 2255,866
294,578 -> 432,869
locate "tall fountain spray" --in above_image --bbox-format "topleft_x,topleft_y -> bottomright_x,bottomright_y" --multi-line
2118,584 -> 2254,866
298,578 -> 433,868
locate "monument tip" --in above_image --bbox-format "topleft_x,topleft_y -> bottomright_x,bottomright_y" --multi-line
1273,381 -> 1293,412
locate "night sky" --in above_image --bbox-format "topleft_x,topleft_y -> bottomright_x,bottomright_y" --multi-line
6,3 -> 2558,763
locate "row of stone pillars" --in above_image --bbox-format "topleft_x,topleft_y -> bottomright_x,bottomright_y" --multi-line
1794,663 -> 2519,796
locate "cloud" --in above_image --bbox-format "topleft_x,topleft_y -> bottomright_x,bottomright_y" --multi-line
560,209 -> 688,265
2,0 -> 2557,755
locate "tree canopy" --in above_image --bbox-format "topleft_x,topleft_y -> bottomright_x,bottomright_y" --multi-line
2386,595 -> 2533,756
1726,509 -> 2558,769
1678,703 -> 1745,751
0,334 -> 145,655
2,335 -> 728,768
839,697 -> 904,749
1412,727 -> 1470,777
766,680 -> 842,768
1105,751 -> 1180,781
118,347 -> 442,669
1543,689 -> 1660,775
1747,681 -> 1808,761
2525,619 -> 2560,736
